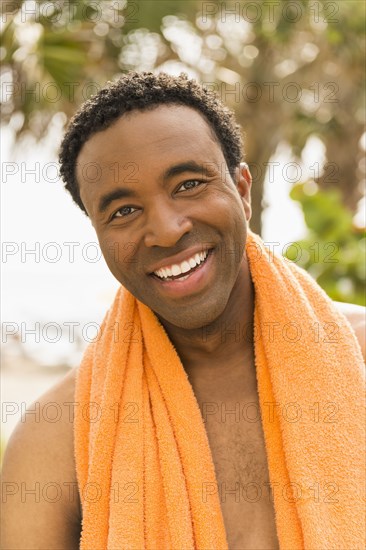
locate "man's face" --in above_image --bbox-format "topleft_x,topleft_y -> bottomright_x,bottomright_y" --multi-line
77,105 -> 251,329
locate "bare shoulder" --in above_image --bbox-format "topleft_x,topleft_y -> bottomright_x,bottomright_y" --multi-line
333,301 -> 366,361
1,366 -> 81,549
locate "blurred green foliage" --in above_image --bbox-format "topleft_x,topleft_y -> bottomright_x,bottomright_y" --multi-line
283,183 -> 365,305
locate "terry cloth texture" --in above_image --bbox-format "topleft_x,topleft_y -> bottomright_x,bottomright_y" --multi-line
74,229 -> 365,549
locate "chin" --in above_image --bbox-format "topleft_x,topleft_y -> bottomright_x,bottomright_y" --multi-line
158,299 -> 229,332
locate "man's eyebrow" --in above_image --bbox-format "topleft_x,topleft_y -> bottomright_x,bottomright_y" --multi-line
98,188 -> 135,215
162,161 -> 214,181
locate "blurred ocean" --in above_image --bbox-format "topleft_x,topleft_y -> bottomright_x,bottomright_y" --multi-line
2,270 -> 119,367
1,269 -> 120,441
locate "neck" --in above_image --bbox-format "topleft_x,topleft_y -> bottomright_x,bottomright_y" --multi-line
157,257 -> 255,373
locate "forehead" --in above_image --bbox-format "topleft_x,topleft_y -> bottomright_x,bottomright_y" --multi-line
77,104 -> 222,169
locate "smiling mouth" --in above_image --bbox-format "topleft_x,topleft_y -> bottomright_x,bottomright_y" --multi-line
150,249 -> 214,282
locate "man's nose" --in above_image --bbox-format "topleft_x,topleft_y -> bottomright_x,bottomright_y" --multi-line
143,201 -> 193,248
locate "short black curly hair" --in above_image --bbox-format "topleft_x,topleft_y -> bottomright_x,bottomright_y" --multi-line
59,71 -> 244,216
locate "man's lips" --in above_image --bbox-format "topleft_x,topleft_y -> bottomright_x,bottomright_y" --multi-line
150,249 -> 212,281
146,244 -> 215,275
148,248 -> 216,298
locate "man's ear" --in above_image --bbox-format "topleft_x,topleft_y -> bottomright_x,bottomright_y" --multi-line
235,162 -> 252,222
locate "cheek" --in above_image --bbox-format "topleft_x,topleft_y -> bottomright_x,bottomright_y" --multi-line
210,190 -> 248,253
205,188 -> 247,226
99,243 -> 121,280
97,235 -> 132,279
97,234 -> 126,277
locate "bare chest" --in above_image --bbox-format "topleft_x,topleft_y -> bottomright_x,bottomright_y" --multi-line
191,373 -> 280,549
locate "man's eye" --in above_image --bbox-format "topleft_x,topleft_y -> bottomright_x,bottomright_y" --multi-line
177,180 -> 204,192
112,206 -> 137,219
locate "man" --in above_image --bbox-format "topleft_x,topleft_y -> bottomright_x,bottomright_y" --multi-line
1,72 -> 365,550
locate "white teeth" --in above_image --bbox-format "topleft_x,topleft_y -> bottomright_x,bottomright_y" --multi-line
181,261 -> 191,273
193,253 -> 199,264
154,249 -> 209,280
171,264 -> 180,276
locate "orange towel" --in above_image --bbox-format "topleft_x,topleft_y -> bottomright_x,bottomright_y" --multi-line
74,229 -> 365,549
